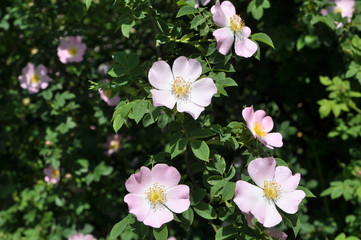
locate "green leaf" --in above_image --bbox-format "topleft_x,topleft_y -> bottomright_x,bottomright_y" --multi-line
282,212 -> 300,237
193,203 -> 217,220
85,0 -> 92,10
176,6 -> 199,18
297,186 -> 316,198
191,140 -> 210,161
320,76 -> 333,86
190,188 -> 206,206
132,100 -> 149,124
189,129 -> 215,139
170,138 -> 188,159
121,21 -> 135,38
251,33 -> 275,49
222,182 -> 235,201
110,215 -> 130,239
153,225 -> 168,240
191,15 -> 206,29
181,208 -> 194,229
215,225 -> 237,240
113,114 -> 124,133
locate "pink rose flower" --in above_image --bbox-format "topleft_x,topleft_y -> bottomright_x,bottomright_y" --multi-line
148,56 -> 217,119
124,164 -> 190,228
234,157 -> 305,228
98,80 -> 120,106
68,233 -> 96,240
44,165 -> 60,185
195,0 -> 211,8
242,105 -> 283,149
211,0 -> 257,57
18,63 -> 52,94
103,134 -> 122,156
321,0 -> 355,28
57,36 -> 87,63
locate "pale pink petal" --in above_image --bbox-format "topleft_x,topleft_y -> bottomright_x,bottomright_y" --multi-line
211,0 -> 229,27
143,207 -> 174,228
190,78 -> 217,107
36,64 -> 48,75
242,106 -> 254,125
172,56 -> 202,83
261,116 -> 274,133
165,185 -> 190,213
253,109 -> 266,123
276,190 -> 305,214
244,212 -> 256,229
40,82 -> 49,89
264,132 -> 283,148
234,180 -> 264,213
151,164 -> 181,188
235,37 -> 257,58
274,167 -> 300,193
125,166 -> 152,193
242,26 -> 251,39
220,1 -> 236,19
148,61 -> 173,90
251,199 -> 282,228
200,0 -> 210,6
248,157 -> 276,188
176,100 -> 205,120
265,228 -> 288,240
150,89 -> 176,109
213,27 -> 234,55
124,193 -> 151,222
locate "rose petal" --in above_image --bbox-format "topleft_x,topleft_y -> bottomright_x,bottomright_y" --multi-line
151,164 -> 181,188
213,27 -> 234,55
265,228 -> 288,240
211,0 -> 229,27
124,193 -> 150,222
148,60 -> 173,90
235,37 -> 257,58
143,207 -> 174,228
234,180 -> 264,213
242,106 -> 254,125
220,1 -> 236,19
190,78 -> 217,107
176,100 -> 205,120
276,190 -> 305,214
264,132 -> 283,148
125,166 -> 152,193
165,185 -> 190,213
150,89 -> 176,110
172,56 -> 202,83
261,116 -> 274,133
251,199 -> 282,228
248,157 -> 276,188
274,166 -> 300,193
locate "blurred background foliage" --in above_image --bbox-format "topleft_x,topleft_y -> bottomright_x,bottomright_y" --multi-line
0,0 -> 361,239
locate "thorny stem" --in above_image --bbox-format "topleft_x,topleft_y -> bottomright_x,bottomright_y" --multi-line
148,0 -> 161,59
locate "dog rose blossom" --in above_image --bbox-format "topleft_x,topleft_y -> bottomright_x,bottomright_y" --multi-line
211,0 -> 257,57
68,233 -> 96,240
44,165 -> 60,185
234,157 -> 305,228
321,0 -> 355,28
98,80 -> 120,106
149,56 -> 217,119
18,63 -> 52,94
124,164 -> 190,228
103,134 -> 122,156
242,106 -> 283,149
57,36 -> 87,63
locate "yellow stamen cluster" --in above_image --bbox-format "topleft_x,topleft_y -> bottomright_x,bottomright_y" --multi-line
104,90 -> 112,99
253,121 -> 267,138
230,15 -> 245,32
145,183 -> 167,208
334,7 -> 342,14
263,180 -> 282,200
52,169 -> 60,178
171,77 -> 191,99
31,74 -> 40,83
67,46 -> 78,56
110,140 -> 120,150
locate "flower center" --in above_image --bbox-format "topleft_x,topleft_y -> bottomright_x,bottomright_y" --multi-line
67,47 -> 78,56
52,169 -> 59,179
263,180 -> 282,200
104,90 -> 112,99
171,76 -> 191,99
31,74 -> 40,83
253,121 -> 267,138
110,140 -> 120,150
145,183 -> 167,208
334,7 -> 342,14
230,15 -> 245,32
